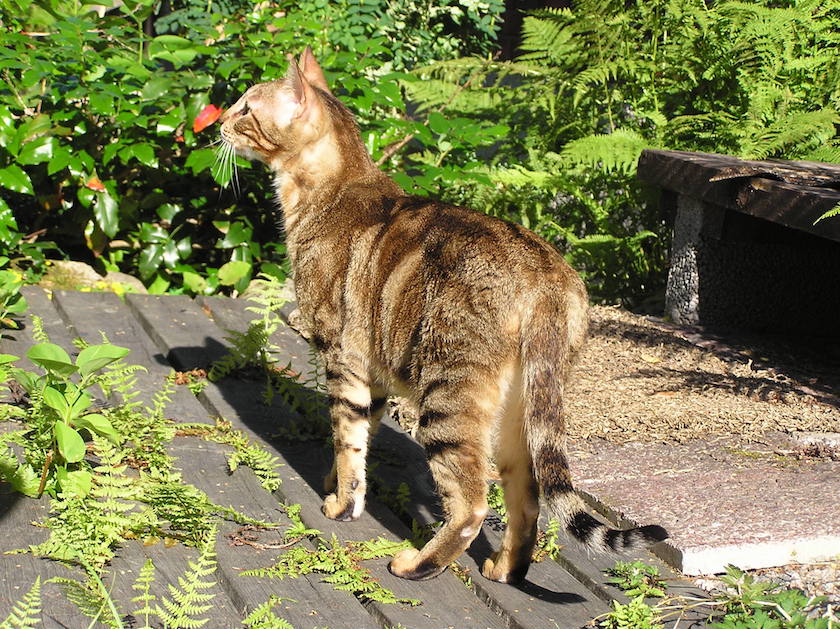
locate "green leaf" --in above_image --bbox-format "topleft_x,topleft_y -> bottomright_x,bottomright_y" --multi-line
93,188 -> 120,238
184,149 -> 216,174
0,164 -> 34,195
138,243 -> 163,278
17,136 -> 55,165
141,77 -> 172,101
182,271 -> 208,294
27,343 -> 77,377
47,145 -> 73,175
218,222 -> 250,248
57,468 -> 92,498
42,386 -> 71,419
74,413 -> 120,443
130,143 -> 158,168
69,390 -> 92,419
76,344 -> 130,378
55,421 -> 86,463
0,353 -> 18,365
428,112 -> 449,134
148,35 -> 199,67
217,260 -> 251,286
89,93 -> 115,116
0,106 -> 15,148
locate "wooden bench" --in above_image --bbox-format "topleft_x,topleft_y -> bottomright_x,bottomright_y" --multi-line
0,287 -> 709,628
637,149 -> 840,335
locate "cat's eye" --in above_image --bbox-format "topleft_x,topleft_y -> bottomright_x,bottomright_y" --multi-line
240,102 -> 250,116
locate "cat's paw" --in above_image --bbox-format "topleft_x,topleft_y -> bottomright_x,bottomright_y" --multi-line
388,548 -> 447,581
481,551 -> 528,584
321,493 -> 357,521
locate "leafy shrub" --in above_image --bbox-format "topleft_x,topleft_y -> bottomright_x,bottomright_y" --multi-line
0,0 -> 503,294
408,0 -> 840,306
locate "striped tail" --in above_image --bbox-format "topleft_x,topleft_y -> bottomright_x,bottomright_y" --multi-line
521,289 -> 669,553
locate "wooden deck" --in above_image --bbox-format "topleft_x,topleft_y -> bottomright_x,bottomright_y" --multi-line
0,287 -> 705,629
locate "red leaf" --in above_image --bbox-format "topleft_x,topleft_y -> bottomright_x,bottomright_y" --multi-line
85,177 -> 106,191
193,104 -> 222,133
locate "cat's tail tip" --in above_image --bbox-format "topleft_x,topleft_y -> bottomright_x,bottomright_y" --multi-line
566,510 -> 669,553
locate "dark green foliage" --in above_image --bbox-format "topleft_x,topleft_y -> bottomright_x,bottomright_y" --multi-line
0,0 -> 502,294
408,0 -> 840,306
606,561 -> 667,598
710,565 -> 833,629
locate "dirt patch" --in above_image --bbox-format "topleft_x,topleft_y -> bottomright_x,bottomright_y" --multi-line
567,306 -> 840,443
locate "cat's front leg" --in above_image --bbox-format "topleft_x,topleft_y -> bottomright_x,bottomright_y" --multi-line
321,357 -> 383,522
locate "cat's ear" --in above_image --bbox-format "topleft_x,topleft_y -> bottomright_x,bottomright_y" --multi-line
284,54 -> 320,121
299,46 -> 332,95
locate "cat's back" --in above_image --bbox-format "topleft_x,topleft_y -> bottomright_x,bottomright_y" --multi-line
371,193 -> 580,288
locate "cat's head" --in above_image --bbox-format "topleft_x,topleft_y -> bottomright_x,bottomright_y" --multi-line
219,47 -> 337,168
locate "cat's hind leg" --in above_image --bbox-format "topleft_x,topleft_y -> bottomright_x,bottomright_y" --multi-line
321,358 -> 381,521
388,377 -> 495,580
481,379 -> 540,583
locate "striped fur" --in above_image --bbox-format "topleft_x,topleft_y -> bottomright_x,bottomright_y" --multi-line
219,48 -> 668,583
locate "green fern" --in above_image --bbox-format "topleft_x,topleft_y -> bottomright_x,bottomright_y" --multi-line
30,315 -> 49,344
31,438 -> 145,568
130,558 -> 158,629
560,129 -> 650,174
0,577 -> 42,629
178,418 -> 282,492
243,535 -> 419,606
51,574 -> 122,629
154,527 -> 218,629
242,596 -> 295,629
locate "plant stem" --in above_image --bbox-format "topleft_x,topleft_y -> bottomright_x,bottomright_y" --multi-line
37,450 -> 52,497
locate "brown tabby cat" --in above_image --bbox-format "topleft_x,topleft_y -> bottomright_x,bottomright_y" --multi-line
219,47 -> 667,583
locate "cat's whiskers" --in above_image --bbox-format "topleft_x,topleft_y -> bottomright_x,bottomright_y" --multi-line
212,139 -> 240,199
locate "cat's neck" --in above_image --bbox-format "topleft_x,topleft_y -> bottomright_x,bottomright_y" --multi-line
272,129 -> 396,233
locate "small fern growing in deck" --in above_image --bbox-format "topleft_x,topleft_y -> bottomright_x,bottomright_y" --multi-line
130,558 -> 158,629
0,577 -> 42,629
154,527 -> 219,629
242,596 -> 295,629
244,534 -> 419,606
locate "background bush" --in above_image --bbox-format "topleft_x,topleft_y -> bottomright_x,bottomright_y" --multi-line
1,0 -> 838,307
0,0 -> 504,294
407,0 -> 840,306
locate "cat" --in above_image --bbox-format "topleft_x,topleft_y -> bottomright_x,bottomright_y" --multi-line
218,47 -> 667,583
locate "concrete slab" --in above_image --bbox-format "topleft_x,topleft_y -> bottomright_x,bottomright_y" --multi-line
568,434 -> 840,575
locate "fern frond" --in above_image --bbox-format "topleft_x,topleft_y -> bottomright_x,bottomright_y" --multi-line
560,129 -> 650,174
130,558 -> 158,629
0,576 -> 42,628
29,316 -> 48,343
242,596 -> 295,629
154,527 -> 218,629
51,575 -> 122,628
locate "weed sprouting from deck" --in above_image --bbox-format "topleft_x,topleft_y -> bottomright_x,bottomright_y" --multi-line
243,533 -> 420,606
0,324 -> 290,626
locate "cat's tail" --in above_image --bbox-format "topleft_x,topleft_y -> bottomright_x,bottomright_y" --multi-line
520,287 -> 668,553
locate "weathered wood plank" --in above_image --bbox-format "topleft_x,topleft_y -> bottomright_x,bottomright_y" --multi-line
0,492 -> 96,628
174,437 -> 382,629
128,293 -> 509,629
637,149 -> 840,242
51,290 -> 379,627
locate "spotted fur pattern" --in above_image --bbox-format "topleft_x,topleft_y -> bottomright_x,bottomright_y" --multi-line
219,47 -> 668,584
